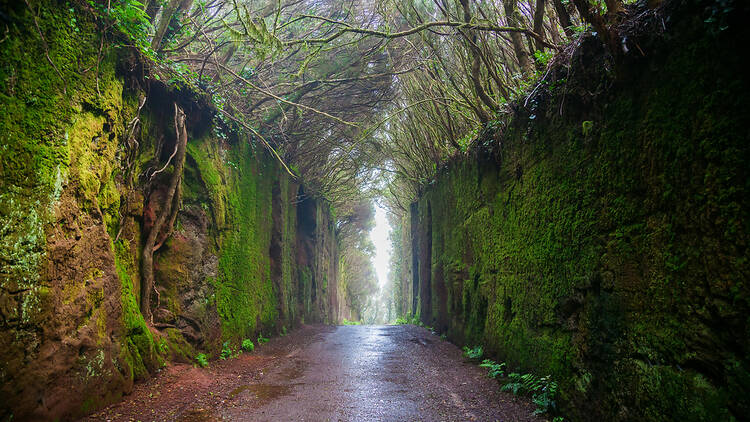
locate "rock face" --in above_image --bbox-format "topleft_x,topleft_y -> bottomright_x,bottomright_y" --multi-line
390,6 -> 750,422
0,3 -> 346,420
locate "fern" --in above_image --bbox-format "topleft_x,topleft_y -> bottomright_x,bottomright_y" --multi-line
462,345 -> 483,360
479,359 -> 506,379
501,373 -> 524,394
501,373 -> 559,416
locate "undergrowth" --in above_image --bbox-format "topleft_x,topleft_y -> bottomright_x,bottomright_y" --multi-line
394,316 -> 414,325
479,359 -> 506,379
471,352 -> 562,418
462,345 -> 484,360
220,341 -> 239,360
502,373 -> 559,416
195,353 -> 208,368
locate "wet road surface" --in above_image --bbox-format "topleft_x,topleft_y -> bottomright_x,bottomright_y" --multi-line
84,325 -> 543,421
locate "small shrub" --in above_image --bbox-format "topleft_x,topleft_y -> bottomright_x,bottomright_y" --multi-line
394,315 -> 422,325
462,345 -> 483,360
257,333 -> 269,344
342,318 -> 361,325
533,50 -> 554,66
479,359 -> 506,379
241,339 -> 254,352
195,353 -> 208,368
220,341 -> 235,360
531,376 -> 558,415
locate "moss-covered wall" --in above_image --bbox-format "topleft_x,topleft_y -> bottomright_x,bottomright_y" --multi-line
175,134 -> 341,344
0,1 -> 343,420
0,2 -> 155,419
394,5 -> 749,421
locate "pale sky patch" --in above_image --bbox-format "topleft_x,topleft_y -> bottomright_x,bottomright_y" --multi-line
370,204 -> 391,289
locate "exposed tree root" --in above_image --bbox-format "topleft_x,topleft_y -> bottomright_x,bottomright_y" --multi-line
141,103 -> 187,322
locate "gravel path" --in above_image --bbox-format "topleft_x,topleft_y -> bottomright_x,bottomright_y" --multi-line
83,325 -> 543,422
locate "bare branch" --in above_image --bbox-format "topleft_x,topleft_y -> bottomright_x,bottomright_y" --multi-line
283,20 -> 557,50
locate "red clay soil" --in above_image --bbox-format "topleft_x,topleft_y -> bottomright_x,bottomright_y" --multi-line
81,324 -> 545,422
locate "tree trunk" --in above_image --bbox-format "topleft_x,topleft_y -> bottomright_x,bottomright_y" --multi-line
140,104 -> 187,321
210,44 -> 238,83
151,0 -> 180,51
459,0 -> 496,122
143,0 -> 160,22
153,180 -> 181,252
504,0 -> 535,76
532,0 -> 547,52
151,0 -> 193,51
545,2 -> 563,45
552,0 -> 574,37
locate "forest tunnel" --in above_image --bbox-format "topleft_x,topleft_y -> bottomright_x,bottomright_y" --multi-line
0,0 -> 748,421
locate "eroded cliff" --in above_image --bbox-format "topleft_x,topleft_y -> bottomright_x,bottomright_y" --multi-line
0,2 -> 346,420
390,3 -> 749,420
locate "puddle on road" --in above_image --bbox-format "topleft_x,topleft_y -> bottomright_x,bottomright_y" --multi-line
229,359 -> 302,407
280,359 -> 307,380
230,384 -> 292,403
230,384 -> 252,398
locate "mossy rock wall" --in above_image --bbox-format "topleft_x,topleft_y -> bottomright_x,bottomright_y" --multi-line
0,1 -> 342,420
394,5 -> 749,421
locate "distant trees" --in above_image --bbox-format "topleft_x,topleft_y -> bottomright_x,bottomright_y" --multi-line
336,198 -> 379,321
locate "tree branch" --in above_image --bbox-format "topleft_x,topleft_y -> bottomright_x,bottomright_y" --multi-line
283,20 -> 557,50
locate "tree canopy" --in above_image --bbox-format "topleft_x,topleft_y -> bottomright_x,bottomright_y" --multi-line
90,0 -> 633,318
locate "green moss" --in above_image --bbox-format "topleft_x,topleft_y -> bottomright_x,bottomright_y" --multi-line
399,15 -> 750,422
183,127 -> 323,340
114,239 -> 160,379
186,141 -> 228,228
186,138 -> 278,341
0,1 -> 341,419
164,328 -> 195,362
299,266 -> 313,315
0,2 -> 126,336
280,177 -> 297,323
0,4 -> 72,296
622,360 -> 730,421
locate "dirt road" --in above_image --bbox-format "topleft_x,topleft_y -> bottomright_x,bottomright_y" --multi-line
84,325 -> 543,421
